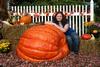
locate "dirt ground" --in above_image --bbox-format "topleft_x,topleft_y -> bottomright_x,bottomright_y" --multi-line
0,39 -> 100,67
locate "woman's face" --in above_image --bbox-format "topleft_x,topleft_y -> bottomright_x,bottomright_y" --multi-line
56,13 -> 63,22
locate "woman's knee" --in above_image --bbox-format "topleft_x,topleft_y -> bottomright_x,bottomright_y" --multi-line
66,36 -> 72,41
71,32 -> 80,40
66,36 -> 73,44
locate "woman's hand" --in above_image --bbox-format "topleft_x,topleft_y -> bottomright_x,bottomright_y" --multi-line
45,22 -> 50,24
45,21 -> 53,25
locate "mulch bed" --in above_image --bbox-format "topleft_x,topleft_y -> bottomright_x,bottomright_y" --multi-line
0,48 -> 100,67
0,24 -> 100,67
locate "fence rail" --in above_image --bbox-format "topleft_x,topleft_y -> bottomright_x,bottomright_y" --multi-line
9,0 -> 94,36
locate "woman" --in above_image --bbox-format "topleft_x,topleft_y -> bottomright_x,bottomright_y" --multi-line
45,12 -> 80,54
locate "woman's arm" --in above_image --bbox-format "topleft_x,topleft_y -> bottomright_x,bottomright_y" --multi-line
45,21 -> 69,32
45,21 -> 53,24
53,23 -> 69,32
63,24 -> 69,32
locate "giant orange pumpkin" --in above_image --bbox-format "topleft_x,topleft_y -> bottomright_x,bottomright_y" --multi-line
16,24 -> 69,62
19,14 -> 32,24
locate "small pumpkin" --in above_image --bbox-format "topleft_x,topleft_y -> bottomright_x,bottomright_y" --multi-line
16,24 -> 69,62
45,13 -> 49,16
81,34 -> 91,40
19,14 -> 32,24
34,13 -> 40,17
92,30 -> 98,34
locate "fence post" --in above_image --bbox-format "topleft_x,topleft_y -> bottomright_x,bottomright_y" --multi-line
90,0 -> 94,22
7,0 -> 10,10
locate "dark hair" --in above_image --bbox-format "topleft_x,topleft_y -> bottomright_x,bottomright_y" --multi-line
52,11 -> 68,27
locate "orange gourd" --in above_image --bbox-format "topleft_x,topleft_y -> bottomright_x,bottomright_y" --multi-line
93,30 -> 98,34
16,24 -> 69,62
19,14 -> 32,24
81,34 -> 91,40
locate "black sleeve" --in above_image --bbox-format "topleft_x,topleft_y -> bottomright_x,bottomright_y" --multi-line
65,19 -> 69,24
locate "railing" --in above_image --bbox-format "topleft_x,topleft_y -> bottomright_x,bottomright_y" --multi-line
9,0 -> 94,36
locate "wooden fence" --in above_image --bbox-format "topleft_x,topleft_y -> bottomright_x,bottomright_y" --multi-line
8,0 -> 94,36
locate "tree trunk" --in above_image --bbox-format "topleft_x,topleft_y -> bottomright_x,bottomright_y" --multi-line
0,0 -> 9,20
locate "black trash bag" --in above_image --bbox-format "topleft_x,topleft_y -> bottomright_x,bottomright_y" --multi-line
0,33 -> 3,40
0,20 -> 3,28
0,21 -> 3,40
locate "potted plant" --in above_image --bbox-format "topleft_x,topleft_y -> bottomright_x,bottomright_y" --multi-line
0,39 -> 11,53
84,21 -> 100,39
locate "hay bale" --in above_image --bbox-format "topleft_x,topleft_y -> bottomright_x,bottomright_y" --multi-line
2,24 -> 32,39
1,24 -> 42,50
80,39 -> 100,56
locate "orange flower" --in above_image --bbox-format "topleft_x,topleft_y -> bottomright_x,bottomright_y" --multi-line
84,21 -> 94,27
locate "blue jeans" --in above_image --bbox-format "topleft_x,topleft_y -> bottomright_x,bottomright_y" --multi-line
65,28 -> 80,53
